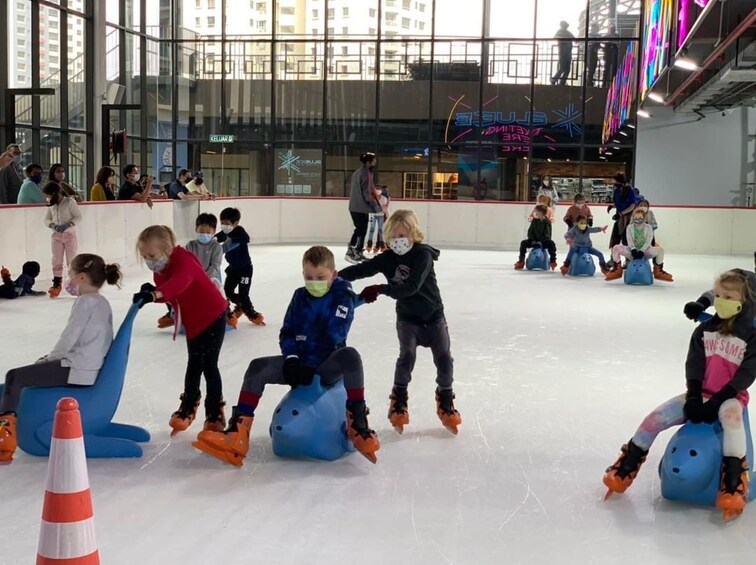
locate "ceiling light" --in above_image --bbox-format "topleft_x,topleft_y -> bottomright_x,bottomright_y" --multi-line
627,123 -> 636,129
599,156 -> 607,160
637,109 -> 651,118
647,92 -> 665,103
619,131 -> 628,136
613,146 -> 620,150
612,139 -> 621,143
674,57 -> 699,71
604,151 -> 613,155
547,158 -> 552,162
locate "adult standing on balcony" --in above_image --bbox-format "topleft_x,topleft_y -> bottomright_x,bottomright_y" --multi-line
346,152 -> 381,264
550,21 -> 575,86
586,23 -> 600,87
602,25 -> 620,87
0,144 -> 24,204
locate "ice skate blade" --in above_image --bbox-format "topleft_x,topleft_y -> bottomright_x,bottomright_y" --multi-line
192,439 -> 245,467
357,450 -> 378,464
443,424 -> 459,435
392,424 -> 404,435
603,489 -> 614,501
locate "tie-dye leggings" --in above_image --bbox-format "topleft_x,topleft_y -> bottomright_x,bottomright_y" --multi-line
631,393 -> 746,458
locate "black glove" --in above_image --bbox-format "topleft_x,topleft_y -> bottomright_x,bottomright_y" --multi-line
298,366 -> 316,387
684,381 -> 704,423
132,290 -> 155,307
215,231 -> 228,243
532,241 -> 543,248
140,282 -> 156,294
631,249 -> 645,260
683,300 -> 706,321
283,357 -> 301,387
606,205 -> 613,214
612,213 -> 620,221
701,385 -> 738,423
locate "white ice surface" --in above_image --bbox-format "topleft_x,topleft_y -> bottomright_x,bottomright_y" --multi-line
2,246 -> 755,565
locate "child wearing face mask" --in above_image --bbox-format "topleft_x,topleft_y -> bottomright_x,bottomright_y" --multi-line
517,204 -> 558,271
17,164 -> 46,204
42,182 -> 82,298
0,254 -> 121,463
133,225 -> 230,438
156,213 -> 225,329
528,194 -> 555,223
604,270 -> 756,520
216,207 -> 265,326
563,193 -> 593,229
339,209 -> 462,436
684,263 -> 756,325
604,209 -> 673,282
559,216 -> 608,275
194,246 -> 380,466
537,175 -> 560,218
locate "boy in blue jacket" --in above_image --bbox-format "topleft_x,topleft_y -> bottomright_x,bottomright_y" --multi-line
216,207 -> 265,326
194,246 -> 379,466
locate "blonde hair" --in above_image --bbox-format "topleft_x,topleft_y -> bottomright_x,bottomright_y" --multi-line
385,209 -> 425,243
537,194 -> 552,207
715,270 -> 753,335
632,209 -> 646,220
136,225 -> 177,255
302,246 -> 336,270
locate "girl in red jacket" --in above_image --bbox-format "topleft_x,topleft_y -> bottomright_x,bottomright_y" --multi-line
134,225 -> 229,438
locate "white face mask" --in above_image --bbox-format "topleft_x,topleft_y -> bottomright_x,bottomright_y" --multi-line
389,238 -> 413,256
543,180 -> 550,187
221,225 -> 234,234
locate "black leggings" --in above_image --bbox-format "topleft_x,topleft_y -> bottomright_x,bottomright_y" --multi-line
224,265 -> 255,316
241,347 -> 365,397
184,314 -> 226,408
1,360 -> 71,413
349,212 -> 370,251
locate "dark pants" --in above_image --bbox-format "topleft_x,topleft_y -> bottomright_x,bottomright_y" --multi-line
552,55 -> 572,85
587,49 -> 598,86
184,314 -> 226,409
1,360 -> 71,413
225,265 -> 255,316
395,318 -> 454,390
241,347 -> 365,396
519,239 -> 557,262
609,214 -> 630,249
349,211 -> 370,251
0,282 -> 17,299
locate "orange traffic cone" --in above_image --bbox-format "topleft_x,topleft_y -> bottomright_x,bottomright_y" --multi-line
36,398 -> 100,565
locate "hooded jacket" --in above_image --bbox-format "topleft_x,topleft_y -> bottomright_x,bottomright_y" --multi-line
339,243 -> 444,324
216,225 -> 252,270
349,167 -> 381,214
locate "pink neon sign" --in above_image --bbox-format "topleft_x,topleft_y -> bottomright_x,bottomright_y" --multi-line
678,0 -> 711,49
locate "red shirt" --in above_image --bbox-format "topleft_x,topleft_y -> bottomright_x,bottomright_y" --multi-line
563,203 -> 593,224
153,246 -> 227,339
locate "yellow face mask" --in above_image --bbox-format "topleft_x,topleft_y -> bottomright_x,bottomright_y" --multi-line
714,297 -> 742,320
577,223 -> 588,230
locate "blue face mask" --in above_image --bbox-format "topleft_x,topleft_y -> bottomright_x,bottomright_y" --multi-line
196,233 -> 213,244
633,218 -> 644,225
31,174 -> 43,184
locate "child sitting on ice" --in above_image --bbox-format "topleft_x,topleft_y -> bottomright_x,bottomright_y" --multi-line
603,270 -> 756,520
604,209 -> 673,282
0,262 -> 44,299
516,204 -> 557,270
559,216 -> 608,275
528,194 -> 555,223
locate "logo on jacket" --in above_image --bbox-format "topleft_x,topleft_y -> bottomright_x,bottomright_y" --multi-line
335,305 -> 349,319
391,265 -> 411,285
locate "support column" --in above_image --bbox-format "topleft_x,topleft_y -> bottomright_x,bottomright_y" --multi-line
90,0 -> 108,195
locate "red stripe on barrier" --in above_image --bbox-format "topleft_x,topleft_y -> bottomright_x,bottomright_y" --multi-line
41,491 -> 94,523
36,550 -> 100,565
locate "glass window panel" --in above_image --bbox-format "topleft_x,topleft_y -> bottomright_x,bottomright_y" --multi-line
535,0 -> 588,39
529,146 -> 583,199
275,42 -> 324,142
531,84 -> 584,144
225,42 -> 272,142
67,133 -> 87,198
8,1 -> 33,87
106,26 -> 120,82
434,0 -> 482,38
145,1 -> 171,40
486,40 -> 535,85
125,0 -> 141,32
68,0 -> 86,14
39,130 -> 63,172
326,0 -> 377,39
123,32 -> 141,106
379,41 -> 431,142
68,15 -> 87,129
40,6 -> 62,127
380,0 -> 430,38
179,41 -> 223,140
225,0 -> 274,37
488,2 -> 535,38
146,39 -> 173,140
106,0 -> 120,25
373,144 -> 429,199
326,41 -> 376,142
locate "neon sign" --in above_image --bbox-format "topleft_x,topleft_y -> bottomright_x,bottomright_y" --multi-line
603,42 -> 637,144
678,0 -> 711,49
454,111 -> 547,128
641,0 -> 673,100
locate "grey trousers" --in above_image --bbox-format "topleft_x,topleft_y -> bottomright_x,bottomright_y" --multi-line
1,360 -> 71,413
394,318 -> 454,390
242,347 -> 365,396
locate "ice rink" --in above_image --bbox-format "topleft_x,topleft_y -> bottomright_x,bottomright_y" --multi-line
2,246 -> 755,565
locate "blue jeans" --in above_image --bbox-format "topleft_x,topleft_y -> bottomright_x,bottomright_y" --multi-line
565,246 -> 606,266
366,213 -> 385,244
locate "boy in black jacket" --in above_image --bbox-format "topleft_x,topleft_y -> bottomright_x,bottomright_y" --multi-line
216,207 -> 265,326
0,261 -> 43,299
340,209 -> 462,435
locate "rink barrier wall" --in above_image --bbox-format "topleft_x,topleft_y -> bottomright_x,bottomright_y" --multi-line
0,198 -> 754,278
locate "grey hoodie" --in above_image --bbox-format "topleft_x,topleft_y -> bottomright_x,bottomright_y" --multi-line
185,239 -> 224,283
349,167 -> 381,214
